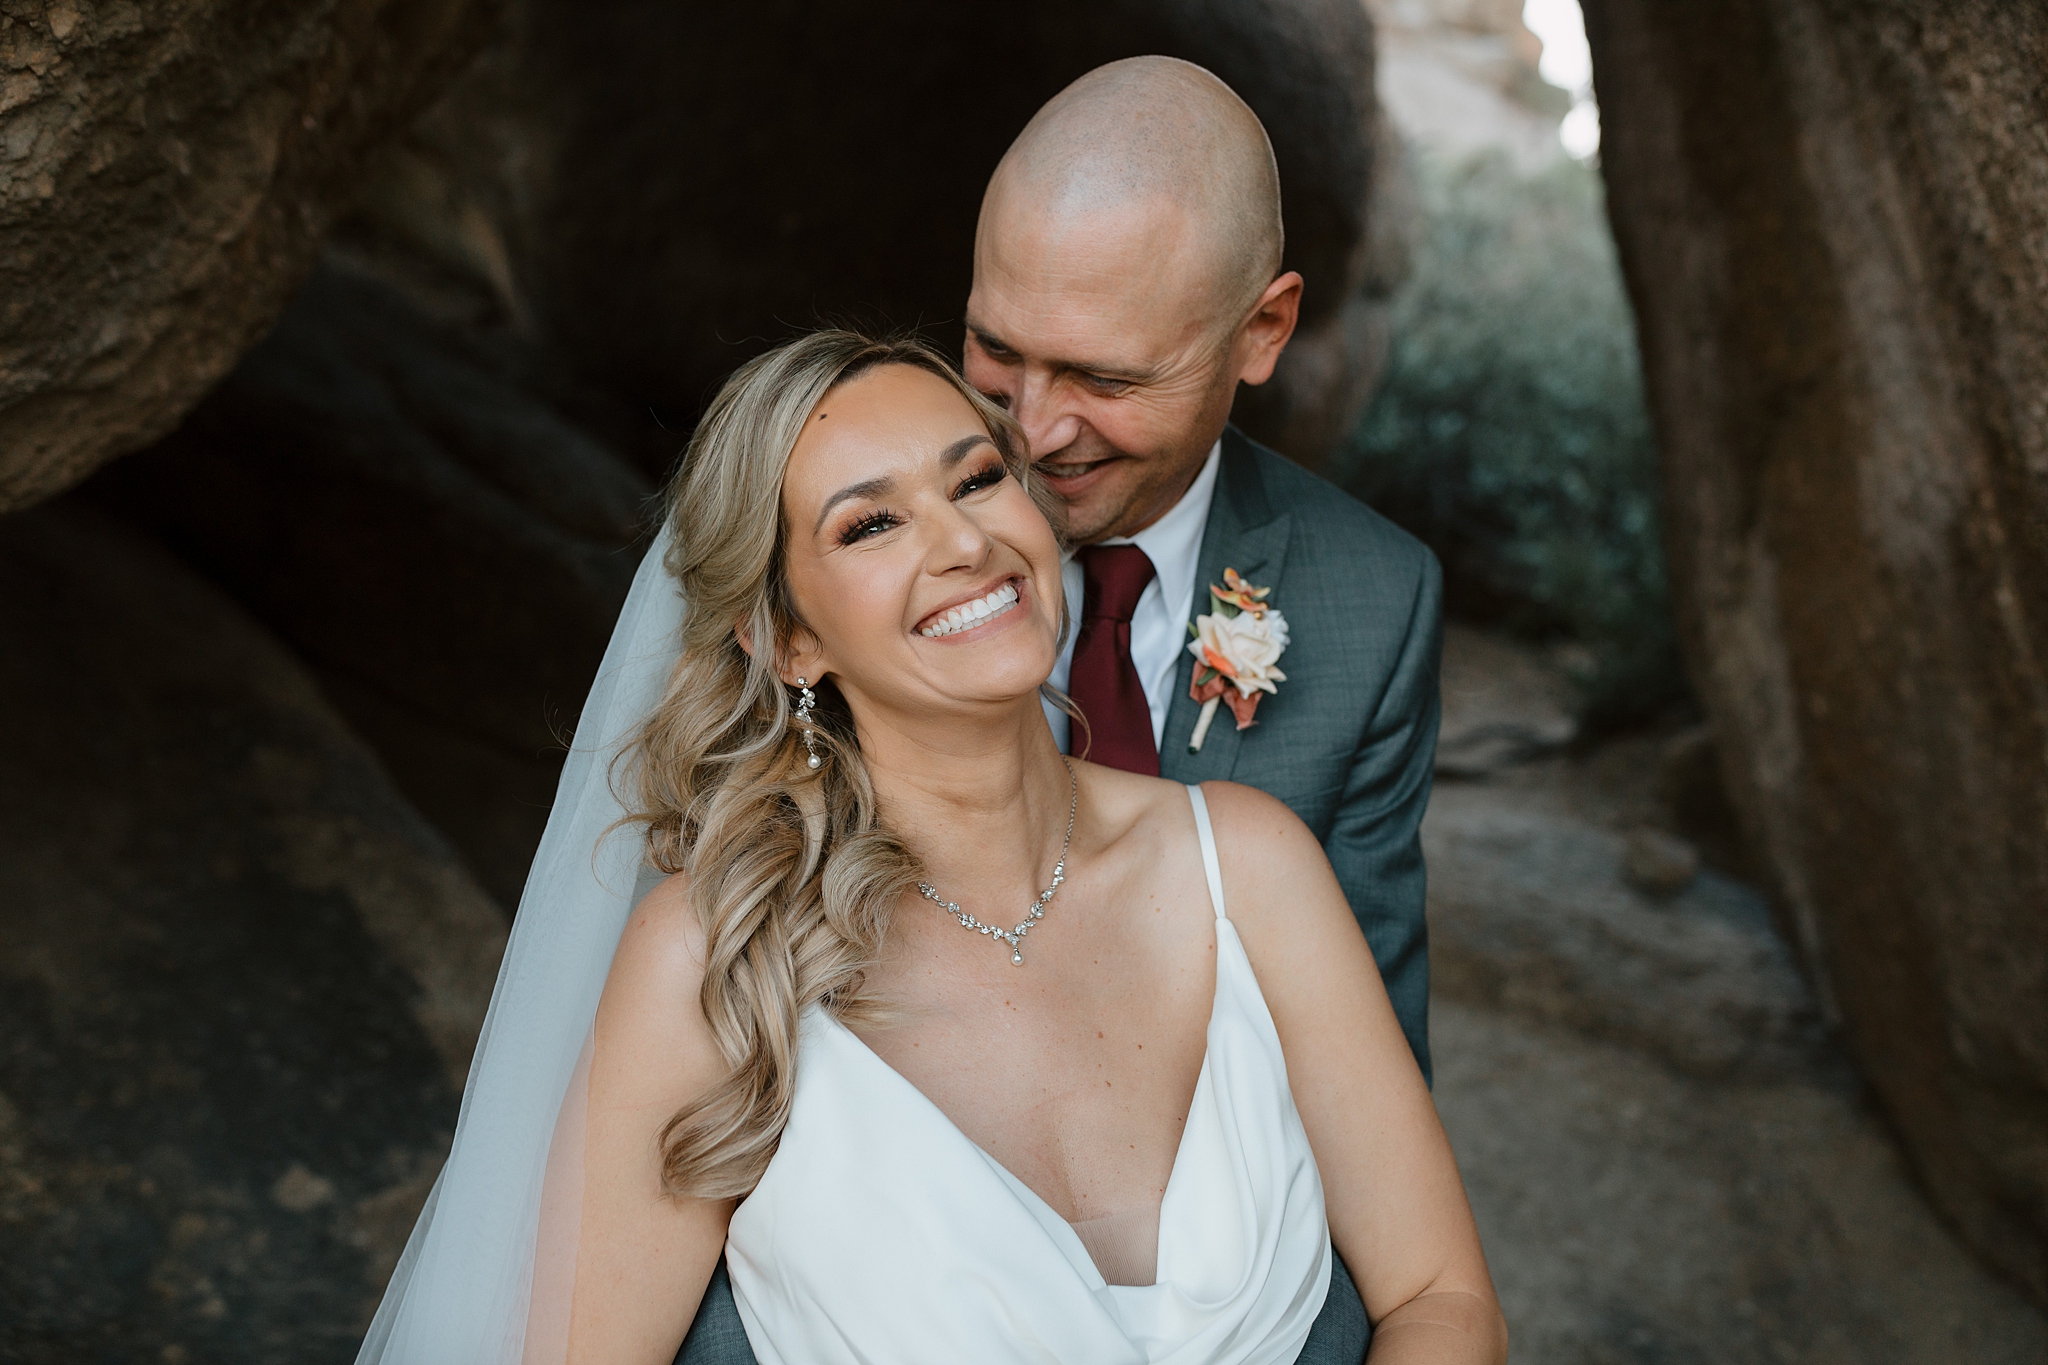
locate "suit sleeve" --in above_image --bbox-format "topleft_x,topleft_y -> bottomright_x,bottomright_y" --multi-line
1326,549 -> 1442,1086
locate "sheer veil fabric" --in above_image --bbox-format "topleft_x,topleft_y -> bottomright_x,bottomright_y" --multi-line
358,531 -> 679,1365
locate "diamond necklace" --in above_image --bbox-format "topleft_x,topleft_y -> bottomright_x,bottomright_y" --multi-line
916,758 -> 1078,966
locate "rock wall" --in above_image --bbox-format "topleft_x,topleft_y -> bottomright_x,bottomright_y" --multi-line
86,256 -> 652,906
1,0 -> 1406,522
1582,0 -> 2048,1302
0,0 -> 496,513
0,501 -> 506,1352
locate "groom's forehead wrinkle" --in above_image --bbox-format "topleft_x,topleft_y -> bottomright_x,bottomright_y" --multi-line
1059,357 -> 1158,387
967,319 -> 1155,384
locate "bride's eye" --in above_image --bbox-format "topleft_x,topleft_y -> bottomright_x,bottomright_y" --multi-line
839,510 -> 901,545
954,462 -> 1008,499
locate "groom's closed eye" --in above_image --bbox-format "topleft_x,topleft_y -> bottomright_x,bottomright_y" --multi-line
968,328 -> 1019,360
1073,370 -> 1134,397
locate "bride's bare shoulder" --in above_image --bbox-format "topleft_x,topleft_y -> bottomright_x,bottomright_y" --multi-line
592,871 -> 727,1095
1191,779 -> 1313,848
1189,781 -> 1362,949
611,870 -> 712,992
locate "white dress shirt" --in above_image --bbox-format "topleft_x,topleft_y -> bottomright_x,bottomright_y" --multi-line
1044,439 -> 1222,754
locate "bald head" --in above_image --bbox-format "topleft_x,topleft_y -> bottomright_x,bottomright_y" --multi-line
981,57 -> 1284,327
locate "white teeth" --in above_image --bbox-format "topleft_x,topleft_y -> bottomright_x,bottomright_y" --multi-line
920,582 -> 1021,637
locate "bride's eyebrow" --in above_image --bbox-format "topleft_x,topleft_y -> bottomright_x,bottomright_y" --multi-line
815,475 -> 894,533
940,434 -> 995,467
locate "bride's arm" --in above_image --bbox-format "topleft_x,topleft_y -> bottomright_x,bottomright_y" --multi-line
563,873 -> 737,1365
1200,782 -> 1508,1365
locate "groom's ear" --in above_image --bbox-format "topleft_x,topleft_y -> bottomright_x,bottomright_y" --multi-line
1233,271 -> 1304,387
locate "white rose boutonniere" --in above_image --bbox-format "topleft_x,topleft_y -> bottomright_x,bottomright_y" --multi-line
1185,568 -> 1290,753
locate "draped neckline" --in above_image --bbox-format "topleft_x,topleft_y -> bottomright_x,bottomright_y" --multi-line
819,914 -> 1221,1287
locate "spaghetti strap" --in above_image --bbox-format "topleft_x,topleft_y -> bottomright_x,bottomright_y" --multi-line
1187,784 -> 1228,922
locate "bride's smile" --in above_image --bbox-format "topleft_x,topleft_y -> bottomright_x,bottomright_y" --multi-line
915,577 -> 1022,638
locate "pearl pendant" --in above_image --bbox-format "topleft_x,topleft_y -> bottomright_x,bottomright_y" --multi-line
1011,950 -> 1024,966
807,754 -> 821,769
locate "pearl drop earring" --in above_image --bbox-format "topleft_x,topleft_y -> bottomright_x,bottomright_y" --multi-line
795,677 -> 821,770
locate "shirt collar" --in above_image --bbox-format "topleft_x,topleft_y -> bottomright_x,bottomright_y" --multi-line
1092,436 -> 1222,613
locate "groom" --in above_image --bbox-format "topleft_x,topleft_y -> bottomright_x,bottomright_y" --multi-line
966,57 -> 1441,1082
677,57 -> 1436,1364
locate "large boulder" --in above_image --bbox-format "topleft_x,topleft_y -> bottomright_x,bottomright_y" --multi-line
0,0 -> 495,514
0,501 -> 505,1356
1428,625 -> 1826,1078
1435,1001 -> 2048,1362
1582,0 -> 2048,1301
87,255 -> 652,907
1426,626 -> 2048,1358
349,0 -> 1407,473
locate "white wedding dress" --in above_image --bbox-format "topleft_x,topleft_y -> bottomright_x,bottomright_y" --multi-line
725,785 -> 1333,1365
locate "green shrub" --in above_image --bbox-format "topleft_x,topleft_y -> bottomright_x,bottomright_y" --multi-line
1338,151 -> 1688,728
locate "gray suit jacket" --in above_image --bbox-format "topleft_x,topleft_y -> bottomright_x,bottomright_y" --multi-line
1162,426 -> 1441,1083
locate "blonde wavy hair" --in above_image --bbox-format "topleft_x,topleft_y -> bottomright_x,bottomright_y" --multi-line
624,330 -> 1066,1199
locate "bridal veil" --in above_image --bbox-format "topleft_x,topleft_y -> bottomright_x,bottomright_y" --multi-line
357,527 -> 681,1365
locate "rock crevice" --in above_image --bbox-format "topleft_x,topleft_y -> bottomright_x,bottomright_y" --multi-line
1584,0 -> 2048,1302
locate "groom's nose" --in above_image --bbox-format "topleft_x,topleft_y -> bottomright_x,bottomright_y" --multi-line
1012,373 -> 1084,460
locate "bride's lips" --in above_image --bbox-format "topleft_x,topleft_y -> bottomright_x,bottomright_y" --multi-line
915,576 -> 1028,641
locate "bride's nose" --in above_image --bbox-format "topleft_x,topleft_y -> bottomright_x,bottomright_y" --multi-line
920,499 -> 997,574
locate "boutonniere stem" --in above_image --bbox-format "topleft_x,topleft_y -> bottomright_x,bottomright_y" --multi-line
1185,568 -> 1289,754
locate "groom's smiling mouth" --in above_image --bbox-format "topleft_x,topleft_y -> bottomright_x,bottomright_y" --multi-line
1036,455 -> 1119,489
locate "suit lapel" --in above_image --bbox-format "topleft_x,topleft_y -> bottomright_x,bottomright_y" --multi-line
1159,427 -> 1294,784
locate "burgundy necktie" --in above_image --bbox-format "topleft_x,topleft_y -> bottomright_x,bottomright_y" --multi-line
1069,545 -> 1159,775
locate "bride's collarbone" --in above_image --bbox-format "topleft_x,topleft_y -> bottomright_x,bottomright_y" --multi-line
868,857 -> 1217,1027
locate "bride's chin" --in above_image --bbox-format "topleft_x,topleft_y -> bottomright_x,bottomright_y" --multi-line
926,648 -> 1060,709
959,660 -> 1060,706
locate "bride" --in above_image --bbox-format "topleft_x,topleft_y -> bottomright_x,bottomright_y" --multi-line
359,331 -> 1506,1365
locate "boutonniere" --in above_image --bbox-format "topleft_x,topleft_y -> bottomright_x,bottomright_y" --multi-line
1185,568 -> 1290,753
